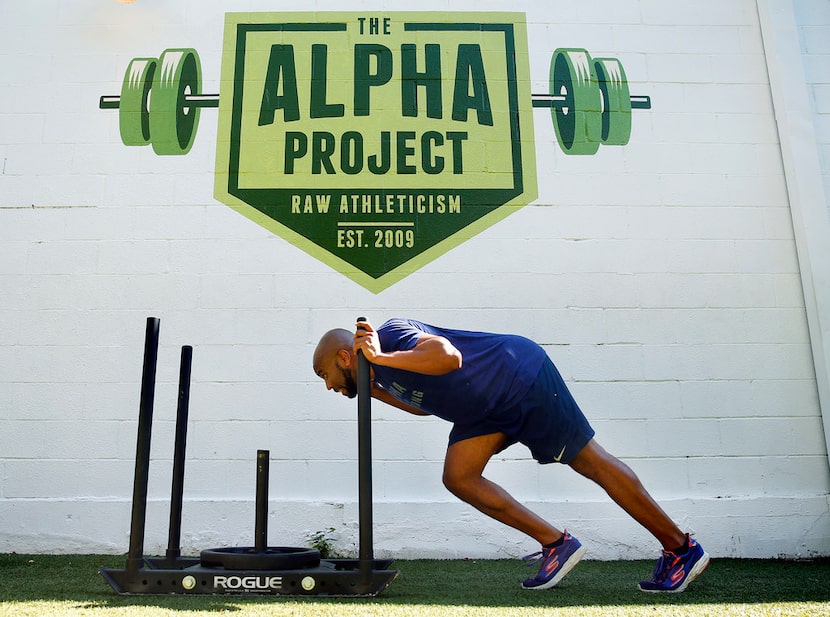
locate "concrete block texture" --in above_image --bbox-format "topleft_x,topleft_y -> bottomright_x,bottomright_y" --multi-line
0,0 -> 828,559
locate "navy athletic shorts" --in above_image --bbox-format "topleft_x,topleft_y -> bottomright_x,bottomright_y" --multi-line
448,357 -> 595,464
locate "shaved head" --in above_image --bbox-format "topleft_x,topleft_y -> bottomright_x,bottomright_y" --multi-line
313,328 -> 353,368
313,328 -> 358,398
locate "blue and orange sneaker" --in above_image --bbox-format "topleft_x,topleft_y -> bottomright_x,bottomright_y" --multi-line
638,535 -> 710,593
521,530 -> 586,590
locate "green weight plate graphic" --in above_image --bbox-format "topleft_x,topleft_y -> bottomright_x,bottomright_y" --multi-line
594,57 -> 631,146
150,48 -> 202,155
550,48 -> 601,155
119,58 -> 157,146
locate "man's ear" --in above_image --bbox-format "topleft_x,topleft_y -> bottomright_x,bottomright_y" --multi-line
336,348 -> 353,368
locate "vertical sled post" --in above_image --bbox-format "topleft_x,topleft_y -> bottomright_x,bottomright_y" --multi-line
126,317 -> 160,575
356,317 -> 374,591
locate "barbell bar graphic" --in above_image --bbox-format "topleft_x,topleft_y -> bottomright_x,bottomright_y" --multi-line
100,48 -> 651,156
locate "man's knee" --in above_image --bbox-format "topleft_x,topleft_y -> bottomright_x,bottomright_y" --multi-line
442,433 -> 505,500
442,468 -> 474,500
569,439 -> 610,476
442,468 -> 462,495
570,440 -> 639,488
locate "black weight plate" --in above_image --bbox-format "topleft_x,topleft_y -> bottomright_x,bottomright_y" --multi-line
200,546 -> 322,570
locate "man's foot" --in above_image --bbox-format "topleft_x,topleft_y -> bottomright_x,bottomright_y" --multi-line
638,535 -> 710,593
521,530 -> 586,590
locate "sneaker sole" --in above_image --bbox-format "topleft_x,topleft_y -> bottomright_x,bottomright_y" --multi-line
521,545 -> 586,590
638,551 -> 710,593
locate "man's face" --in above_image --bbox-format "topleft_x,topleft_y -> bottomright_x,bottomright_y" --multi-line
316,352 -> 357,399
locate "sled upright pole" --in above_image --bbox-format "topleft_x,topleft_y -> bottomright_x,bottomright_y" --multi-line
355,317 -> 374,591
126,317 -> 160,575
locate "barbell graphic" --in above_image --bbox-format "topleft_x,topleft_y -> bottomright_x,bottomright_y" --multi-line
100,47 -> 651,156
100,49 -> 208,156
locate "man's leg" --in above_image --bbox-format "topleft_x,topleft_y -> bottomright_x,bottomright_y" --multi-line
444,432 -> 587,590
567,438 -> 686,550
442,432 -> 562,546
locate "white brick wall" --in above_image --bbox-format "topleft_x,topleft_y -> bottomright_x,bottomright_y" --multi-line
1,0 -> 828,561
795,0 -> 830,217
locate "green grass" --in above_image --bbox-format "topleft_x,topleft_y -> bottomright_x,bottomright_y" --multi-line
1,553 -> 828,616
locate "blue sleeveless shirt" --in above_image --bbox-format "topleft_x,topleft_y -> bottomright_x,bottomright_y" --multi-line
372,318 -> 547,423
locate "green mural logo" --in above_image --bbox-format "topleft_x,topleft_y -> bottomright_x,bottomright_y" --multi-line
100,12 -> 650,293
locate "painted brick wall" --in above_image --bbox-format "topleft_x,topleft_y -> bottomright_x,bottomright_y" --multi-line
795,0 -> 830,217
0,0 -> 828,561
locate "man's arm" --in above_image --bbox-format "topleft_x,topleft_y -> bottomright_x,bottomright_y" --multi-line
371,384 -> 431,416
354,320 -> 462,376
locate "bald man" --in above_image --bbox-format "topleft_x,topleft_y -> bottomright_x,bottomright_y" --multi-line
313,318 -> 709,592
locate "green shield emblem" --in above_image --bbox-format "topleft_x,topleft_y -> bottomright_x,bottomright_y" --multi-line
214,12 -> 538,292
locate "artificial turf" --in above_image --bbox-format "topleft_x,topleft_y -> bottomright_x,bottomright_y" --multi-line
0,553 -> 828,617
